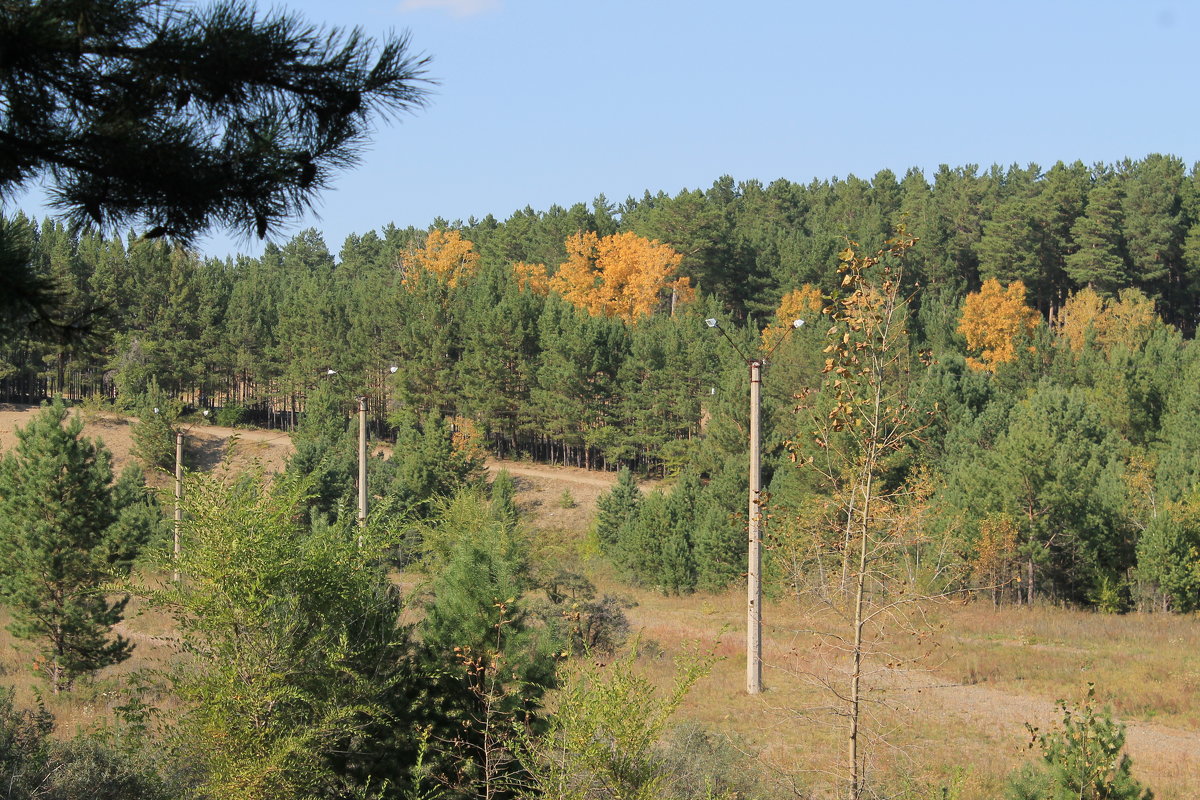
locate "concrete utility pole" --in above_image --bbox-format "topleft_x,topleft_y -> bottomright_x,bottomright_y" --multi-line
706,316 -> 804,696
358,396 -> 368,526
173,431 -> 183,583
747,358 -> 763,694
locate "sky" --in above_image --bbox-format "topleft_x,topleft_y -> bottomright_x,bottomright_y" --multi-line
9,0 -> 1199,260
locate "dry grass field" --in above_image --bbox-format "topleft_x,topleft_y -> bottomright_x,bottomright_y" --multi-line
601,584 -> 1200,799
1,402 -> 1197,799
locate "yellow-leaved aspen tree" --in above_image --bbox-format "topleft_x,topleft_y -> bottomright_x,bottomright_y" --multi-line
783,229 -> 956,800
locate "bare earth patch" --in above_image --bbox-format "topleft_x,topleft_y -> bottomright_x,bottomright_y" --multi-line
0,403 -> 294,487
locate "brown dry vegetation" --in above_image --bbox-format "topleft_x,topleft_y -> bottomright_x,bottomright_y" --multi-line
0,404 -> 1197,798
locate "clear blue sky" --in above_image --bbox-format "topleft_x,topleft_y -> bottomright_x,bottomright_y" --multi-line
9,0 -> 1199,259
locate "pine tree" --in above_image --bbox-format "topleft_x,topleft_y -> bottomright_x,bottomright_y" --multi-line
595,468 -> 642,555
1,0 -> 431,322
0,402 -> 141,692
981,383 -> 1128,605
693,456 -> 749,591
286,380 -> 357,519
1066,182 -> 1130,295
660,470 -> 701,594
490,469 -> 520,530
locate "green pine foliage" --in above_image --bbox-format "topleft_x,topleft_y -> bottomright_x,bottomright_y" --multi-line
490,468 -> 521,529
285,381 -> 358,519
1006,686 -> 1152,800
595,468 -> 642,554
0,401 -> 143,692
129,377 -> 182,472
415,489 -> 558,797
374,411 -> 486,520
1135,502 -> 1200,612
693,457 -> 748,591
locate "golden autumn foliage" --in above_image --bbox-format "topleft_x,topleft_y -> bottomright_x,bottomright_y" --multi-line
405,229 -> 479,288
512,261 -> 550,294
449,415 -> 487,461
958,278 -> 1040,371
1056,286 -> 1159,354
972,513 -> 1021,606
514,231 -> 692,323
762,284 -> 823,350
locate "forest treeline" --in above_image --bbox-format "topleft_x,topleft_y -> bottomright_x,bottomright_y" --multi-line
3,154 -> 1200,612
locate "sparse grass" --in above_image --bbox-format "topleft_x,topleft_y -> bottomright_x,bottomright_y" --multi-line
922,604 -> 1200,730
0,591 -> 185,740
589,579 -> 1200,799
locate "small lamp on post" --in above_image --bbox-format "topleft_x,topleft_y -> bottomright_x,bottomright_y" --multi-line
706,316 -> 804,695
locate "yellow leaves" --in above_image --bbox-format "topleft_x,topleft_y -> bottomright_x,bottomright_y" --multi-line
958,278 -> 1040,371
762,284 -> 823,350
1056,286 -> 1159,355
513,261 -> 549,294
519,231 -> 690,323
404,229 -> 480,288
449,416 -> 485,461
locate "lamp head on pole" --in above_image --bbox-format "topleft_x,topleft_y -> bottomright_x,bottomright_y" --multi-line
704,318 -> 718,328
792,319 -> 805,329
389,365 -> 399,374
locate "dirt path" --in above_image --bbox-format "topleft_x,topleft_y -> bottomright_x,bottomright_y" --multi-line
0,404 -> 294,479
485,460 -> 620,490
485,459 -> 621,532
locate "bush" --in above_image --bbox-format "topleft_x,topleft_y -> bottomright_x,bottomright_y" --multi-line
536,570 -> 632,656
660,723 -> 766,800
517,644 -> 717,800
0,690 -> 169,800
213,403 -> 247,427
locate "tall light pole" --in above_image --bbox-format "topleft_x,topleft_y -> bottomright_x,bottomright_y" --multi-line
707,316 -> 804,695
158,406 -> 207,584
326,365 -> 397,529
358,395 -> 368,526
174,429 -> 183,583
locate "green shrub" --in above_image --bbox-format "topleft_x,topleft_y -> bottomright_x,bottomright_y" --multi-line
535,570 -> 632,656
1006,684 -> 1152,800
213,403 -> 247,427
0,690 -> 169,800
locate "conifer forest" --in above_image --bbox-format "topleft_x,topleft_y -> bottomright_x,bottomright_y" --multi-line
3,152 -> 1200,799
3,5 -> 1200,794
